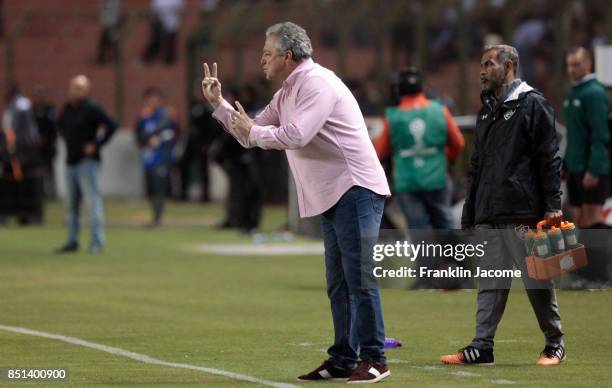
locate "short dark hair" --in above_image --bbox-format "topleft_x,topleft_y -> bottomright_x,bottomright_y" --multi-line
396,67 -> 422,96
567,46 -> 592,62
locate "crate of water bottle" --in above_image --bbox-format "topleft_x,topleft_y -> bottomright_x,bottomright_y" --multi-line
523,220 -> 588,280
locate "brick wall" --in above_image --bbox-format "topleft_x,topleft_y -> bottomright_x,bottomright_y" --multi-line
1,0 -> 484,130
1,0 -> 201,128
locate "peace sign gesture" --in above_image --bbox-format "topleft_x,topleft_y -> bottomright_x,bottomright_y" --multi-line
202,62 -> 222,108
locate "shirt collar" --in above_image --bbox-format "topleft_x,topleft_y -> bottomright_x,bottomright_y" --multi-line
283,58 -> 315,88
500,79 -> 522,102
572,73 -> 597,87
480,79 -> 524,107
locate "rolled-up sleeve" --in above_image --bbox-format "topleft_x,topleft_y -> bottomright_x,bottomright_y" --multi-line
249,76 -> 338,150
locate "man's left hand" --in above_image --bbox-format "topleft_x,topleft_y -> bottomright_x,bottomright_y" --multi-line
231,100 -> 253,139
544,210 -> 563,227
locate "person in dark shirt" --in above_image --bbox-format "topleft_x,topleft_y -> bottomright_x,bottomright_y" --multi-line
440,45 -> 564,367
135,87 -> 178,226
32,86 -> 58,198
55,75 -> 118,254
563,47 -> 610,228
0,84 -> 43,224
180,95 -> 222,202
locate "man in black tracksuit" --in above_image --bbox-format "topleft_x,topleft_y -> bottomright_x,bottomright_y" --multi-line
440,45 -> 566,366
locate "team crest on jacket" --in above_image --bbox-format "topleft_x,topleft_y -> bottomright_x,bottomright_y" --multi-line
503,109 -> 516,120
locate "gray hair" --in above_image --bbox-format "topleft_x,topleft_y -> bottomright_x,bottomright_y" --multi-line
483,44 -> 519,75
265,22 -> 313,62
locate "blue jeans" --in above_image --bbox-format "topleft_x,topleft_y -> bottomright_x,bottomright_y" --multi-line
396,188 -> 452,229
321,186 -> 386,367
65,159 -> 105,247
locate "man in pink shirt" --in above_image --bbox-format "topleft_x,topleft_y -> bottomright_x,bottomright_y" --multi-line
202,22 -> 391,384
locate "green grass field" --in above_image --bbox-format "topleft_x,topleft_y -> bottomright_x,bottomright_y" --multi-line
1,200 -> 611,387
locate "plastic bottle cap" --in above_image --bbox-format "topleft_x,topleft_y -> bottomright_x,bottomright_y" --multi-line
533,231 -> 548,239
561,221 -> 575,230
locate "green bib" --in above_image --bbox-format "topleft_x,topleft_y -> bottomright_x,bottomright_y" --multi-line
386,101 -> 447,192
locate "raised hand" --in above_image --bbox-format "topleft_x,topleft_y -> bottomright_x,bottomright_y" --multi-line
231,100 -> 254,139
202,62 -> 222,108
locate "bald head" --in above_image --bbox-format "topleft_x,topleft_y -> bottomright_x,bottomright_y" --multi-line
68,75 -> 91,102
566,47 -> 592,83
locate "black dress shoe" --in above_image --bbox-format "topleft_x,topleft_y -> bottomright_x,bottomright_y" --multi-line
54,242 -> 79,254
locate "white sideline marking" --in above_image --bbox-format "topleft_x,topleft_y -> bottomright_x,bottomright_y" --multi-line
0,324 -> 298,388
410,365 -> 443,371
411,364 -> 517,385
451,370 -> 481,377
490,379 -> 517,385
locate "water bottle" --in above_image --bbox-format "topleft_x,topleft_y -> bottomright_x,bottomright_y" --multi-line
524,228 -> 536,255
547,226 -> 566,254
561,221 -> 579,249
533,230 -> 552,258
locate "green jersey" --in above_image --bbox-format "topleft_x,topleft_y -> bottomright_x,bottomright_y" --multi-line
386,101 -> 447,192
563,75 -> 610,175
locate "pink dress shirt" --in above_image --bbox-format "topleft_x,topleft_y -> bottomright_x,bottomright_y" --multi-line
213,58 -> 390,217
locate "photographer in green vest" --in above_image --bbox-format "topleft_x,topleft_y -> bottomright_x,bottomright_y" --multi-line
373,67 -> 464,230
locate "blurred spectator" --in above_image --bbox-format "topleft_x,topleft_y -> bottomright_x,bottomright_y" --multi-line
32,86 -> 58,198
390,21 -> 414,68
0,84 -> 44,225
142,0 -> 184,64
135,87 -> 178,226
429,6 -> 459,67
374,67 -> 464,230
375,68 -> 466,289
97,0 -> 123,65
564,47 -> 611,289
209,86 -> 261,233
563,47 -> 610,228
180,93 -> 222,202
512,18 -> 547,87
55,75 -> 118,254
